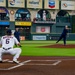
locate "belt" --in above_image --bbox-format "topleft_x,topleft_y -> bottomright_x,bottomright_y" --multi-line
3,47 -> 12,50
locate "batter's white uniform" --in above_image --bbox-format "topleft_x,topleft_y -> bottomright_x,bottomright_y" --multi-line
0,35 -> 22,61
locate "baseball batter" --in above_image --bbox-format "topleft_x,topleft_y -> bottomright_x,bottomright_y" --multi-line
0,29 -> 22,64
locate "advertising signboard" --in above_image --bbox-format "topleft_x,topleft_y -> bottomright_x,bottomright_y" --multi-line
8,0 -> 25,8
61,1 -> 75,10
0,0 -> 6,7
44,0 -> 59,9
27,0 -> 42,8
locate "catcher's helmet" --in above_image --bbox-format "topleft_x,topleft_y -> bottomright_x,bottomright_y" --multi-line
6,29 -> 12,35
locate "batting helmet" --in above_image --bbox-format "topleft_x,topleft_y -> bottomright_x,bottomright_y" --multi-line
6,29 -> 12,35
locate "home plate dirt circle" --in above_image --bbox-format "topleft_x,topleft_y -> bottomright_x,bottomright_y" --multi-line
1,56 -> 75,75
40,44 -> 75,48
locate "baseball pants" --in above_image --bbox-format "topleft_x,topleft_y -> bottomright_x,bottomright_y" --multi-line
0,48 -> 22,61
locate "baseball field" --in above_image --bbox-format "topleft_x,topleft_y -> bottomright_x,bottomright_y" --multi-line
0,40 -> 75,75
21,41 -> 75,56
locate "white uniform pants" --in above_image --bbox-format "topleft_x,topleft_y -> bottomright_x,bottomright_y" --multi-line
0,48 -> 22,61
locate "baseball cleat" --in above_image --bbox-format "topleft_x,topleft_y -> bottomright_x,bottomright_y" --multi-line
13,60 -> 20,64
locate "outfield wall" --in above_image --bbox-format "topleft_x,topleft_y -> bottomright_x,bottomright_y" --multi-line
31,33 -> 75,41
0,33 -> 74,41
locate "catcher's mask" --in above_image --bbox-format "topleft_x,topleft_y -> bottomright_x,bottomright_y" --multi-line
6,29 -> 12,35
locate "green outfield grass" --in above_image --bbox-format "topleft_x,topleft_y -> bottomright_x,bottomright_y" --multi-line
20,41 -> 75,56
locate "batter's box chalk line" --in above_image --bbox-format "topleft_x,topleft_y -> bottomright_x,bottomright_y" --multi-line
0,59 -> 62,70
25,60 -> 61,66
0,59 -> 31,70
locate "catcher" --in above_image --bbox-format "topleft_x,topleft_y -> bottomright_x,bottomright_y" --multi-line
0,29 -> 22,64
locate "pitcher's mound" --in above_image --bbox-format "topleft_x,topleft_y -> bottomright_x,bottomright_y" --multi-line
40,44 -> 75,48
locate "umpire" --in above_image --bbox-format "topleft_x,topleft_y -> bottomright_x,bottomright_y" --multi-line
56,25 -> 71,45
14,28 -> 20,43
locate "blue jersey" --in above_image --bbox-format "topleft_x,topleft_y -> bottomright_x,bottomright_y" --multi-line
61,28 -> 68,36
